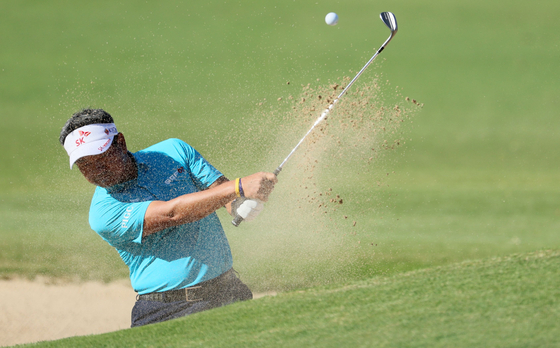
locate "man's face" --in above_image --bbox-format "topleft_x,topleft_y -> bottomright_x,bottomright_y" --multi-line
75,136 -> 132,187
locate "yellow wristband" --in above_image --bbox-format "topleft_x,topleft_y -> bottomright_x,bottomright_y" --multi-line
235,178 -> 241,197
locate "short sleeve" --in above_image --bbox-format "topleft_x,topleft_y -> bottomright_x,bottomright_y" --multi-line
89,192 -> 151,247
170,139 -> 224,190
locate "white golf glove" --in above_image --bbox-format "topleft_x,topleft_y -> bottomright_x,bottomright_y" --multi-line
232,198 -> 264,222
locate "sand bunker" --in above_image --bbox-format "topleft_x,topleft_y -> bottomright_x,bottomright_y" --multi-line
0,277 -> 275,347
0,277 -> 135,347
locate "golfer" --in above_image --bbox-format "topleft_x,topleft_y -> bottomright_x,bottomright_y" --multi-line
60,108 -> 277,327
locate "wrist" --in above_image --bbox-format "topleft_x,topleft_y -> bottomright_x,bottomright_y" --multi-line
234,178 -> 245,198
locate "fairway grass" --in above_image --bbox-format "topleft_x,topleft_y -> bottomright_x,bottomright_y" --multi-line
23,250 -> 560,348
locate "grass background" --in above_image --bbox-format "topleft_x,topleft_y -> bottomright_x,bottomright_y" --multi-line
0,0 -> 559,345
1,0 -> 559,286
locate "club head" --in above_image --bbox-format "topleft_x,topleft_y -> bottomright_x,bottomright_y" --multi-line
380,12 -> 398,35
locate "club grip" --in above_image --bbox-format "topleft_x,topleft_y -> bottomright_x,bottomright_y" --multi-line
232,168 -> 279,227
231,215 -> 244,227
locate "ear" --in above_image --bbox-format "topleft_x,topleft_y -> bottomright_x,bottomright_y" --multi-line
114,132 -> 128,152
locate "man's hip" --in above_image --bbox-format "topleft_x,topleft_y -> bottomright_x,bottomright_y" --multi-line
132,268 -> 252,327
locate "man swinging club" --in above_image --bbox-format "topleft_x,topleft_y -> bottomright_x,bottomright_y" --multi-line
59,108 -> 277,327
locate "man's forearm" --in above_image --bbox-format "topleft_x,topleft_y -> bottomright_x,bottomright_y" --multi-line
142,172 -> 277,237
143,177 -> 236,237
211,176 -> 235,215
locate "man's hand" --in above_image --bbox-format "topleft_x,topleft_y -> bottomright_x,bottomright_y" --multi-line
230,172 -> 277,226
239,172 -> 277,202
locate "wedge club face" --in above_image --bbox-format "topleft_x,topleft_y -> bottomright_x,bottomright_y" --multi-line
380,12 -> 398,35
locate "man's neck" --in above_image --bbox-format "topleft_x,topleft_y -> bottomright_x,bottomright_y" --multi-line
119,151 -> 139,184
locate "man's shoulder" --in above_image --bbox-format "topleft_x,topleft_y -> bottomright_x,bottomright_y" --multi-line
132,138 -> 200,176
137,138 -> 193,155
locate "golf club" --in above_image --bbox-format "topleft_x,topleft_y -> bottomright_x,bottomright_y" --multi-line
233,12 -> 398,227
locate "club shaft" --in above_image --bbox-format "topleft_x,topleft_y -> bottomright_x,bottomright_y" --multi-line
233,12 -> 397,226
273,33 -> 395,176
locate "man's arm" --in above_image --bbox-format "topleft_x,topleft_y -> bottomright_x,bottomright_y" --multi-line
209,176 -> 237,216
142,172 -> 276,238
208,176 -> 230,189
210,176 -> 235,216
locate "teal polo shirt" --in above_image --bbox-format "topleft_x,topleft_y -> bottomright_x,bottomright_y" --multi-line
88,138 -> 233,295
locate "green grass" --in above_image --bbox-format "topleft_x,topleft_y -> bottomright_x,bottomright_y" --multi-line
1,0 -> 560,345
21,250 -> 560,347
1,0 -> 560,288
0,191 -> 127,281
225,184 -> 560,292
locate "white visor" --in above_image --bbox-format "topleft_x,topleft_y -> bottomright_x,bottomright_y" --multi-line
63,123 -> 118,169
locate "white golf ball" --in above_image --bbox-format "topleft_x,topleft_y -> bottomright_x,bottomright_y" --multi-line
325,12 -> 338,26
